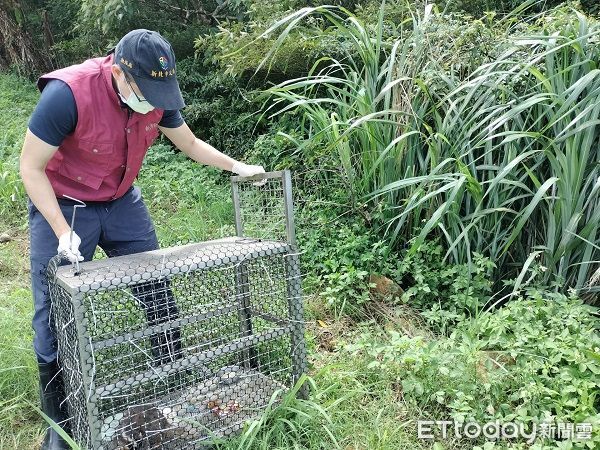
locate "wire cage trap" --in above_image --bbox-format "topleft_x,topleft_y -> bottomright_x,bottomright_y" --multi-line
46,170 -> 308,449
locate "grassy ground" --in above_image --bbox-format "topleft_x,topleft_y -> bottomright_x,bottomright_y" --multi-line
0,73 -> 44,449
0,74 -> 444,450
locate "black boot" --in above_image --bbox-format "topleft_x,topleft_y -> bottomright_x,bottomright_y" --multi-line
38,359 -> 71,450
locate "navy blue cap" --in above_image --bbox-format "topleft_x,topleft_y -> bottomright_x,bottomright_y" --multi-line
113,29 -> 185,110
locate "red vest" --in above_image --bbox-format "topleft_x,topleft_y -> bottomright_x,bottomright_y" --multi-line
38,54 -> 163,201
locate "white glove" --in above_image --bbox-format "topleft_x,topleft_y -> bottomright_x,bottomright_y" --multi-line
231,161 -> 265,177
231,161 -> 267,186
57,231 -> 84,263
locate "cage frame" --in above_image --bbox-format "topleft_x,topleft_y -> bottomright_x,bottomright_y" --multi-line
48,170 -> 309,449
231,169 -> 297,245
230,170 -> 308,400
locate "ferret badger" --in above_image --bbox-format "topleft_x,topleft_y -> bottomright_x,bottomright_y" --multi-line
101,404 -> 183,449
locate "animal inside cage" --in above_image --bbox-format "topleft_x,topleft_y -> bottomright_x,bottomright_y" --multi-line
47,171 -> 308,449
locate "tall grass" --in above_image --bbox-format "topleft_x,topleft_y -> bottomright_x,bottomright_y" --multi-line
0,73 -> 37,226
251,1 -> 600,293
399,8 -> 600,291
219,374 -> 341,450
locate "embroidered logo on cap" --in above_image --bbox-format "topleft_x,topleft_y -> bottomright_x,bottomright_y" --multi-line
120,57 -> 133,69
159,56 -> 168,70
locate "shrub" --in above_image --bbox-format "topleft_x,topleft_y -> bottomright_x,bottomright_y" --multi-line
344,288 -> 600,447
436,0 -> 565,16
198,20 -> 344,80
244,113 -> 305,170
394,238 -> 495,334
198,0 -> 415,80
43,0 -> 215,66
296,195 -> 394,318
176,57 -> 265,163
581,0 -> 600,17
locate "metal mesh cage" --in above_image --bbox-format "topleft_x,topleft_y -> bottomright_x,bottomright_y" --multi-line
46,171 -> 307,449
231,170 -> 296,244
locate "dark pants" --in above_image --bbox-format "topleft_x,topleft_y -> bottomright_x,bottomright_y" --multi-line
29,185 -> 181,364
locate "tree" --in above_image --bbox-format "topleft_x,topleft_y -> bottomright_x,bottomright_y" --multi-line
0,1 -> 53,77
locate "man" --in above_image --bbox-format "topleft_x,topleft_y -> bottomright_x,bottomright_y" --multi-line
19,29 -> 265,449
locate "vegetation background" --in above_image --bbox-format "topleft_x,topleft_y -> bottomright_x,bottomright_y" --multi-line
0,0 -> 599,449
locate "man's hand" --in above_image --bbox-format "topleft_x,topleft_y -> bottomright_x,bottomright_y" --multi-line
231,161 -> 267,186
231,161 -> 265,177
57,231 -> 84,263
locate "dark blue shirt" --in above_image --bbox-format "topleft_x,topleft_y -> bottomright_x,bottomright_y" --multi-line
28,79 -> 184,146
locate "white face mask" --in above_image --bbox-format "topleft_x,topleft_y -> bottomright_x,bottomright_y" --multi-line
118,74 -> 155,114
